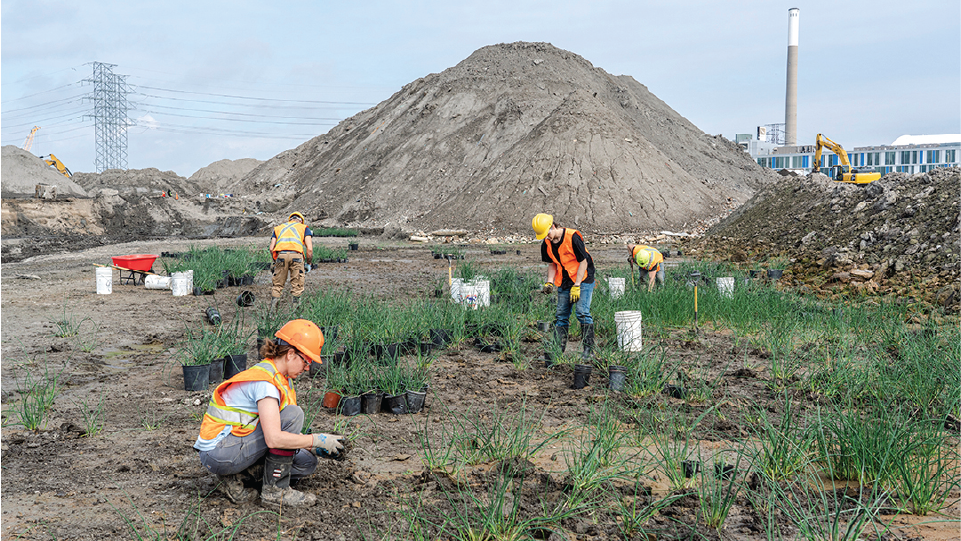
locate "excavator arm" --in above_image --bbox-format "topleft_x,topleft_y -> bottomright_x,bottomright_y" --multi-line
42,154 -> 73,178
812,133 -> 879,184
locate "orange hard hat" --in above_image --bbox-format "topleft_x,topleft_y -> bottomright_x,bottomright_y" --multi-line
275,319 -> 324,363
288,212 -> 305,223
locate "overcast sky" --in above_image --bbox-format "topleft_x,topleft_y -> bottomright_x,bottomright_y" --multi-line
3,1 -> 958,177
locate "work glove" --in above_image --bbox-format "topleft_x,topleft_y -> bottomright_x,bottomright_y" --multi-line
305,263 -> 312,273
541,282 -> 555,295
311,433 -> 345,457
570,285 -> 581,303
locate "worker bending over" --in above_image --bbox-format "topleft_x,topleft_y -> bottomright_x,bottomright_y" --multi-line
628,244 -> 664,292
269,212 -> 313,310
532,213 -> 597,361
194,319 -> 344,508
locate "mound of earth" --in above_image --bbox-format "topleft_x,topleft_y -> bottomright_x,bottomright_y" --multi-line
238,41 -> 774,236
0,146 -> 88,198
189,158 -> 262,194
684,168 -> 961,311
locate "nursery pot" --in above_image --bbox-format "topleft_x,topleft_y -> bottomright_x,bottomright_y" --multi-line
236,291 -> 256,307
256,336 -> 265,359
348,243 -> 359,251
208,358 -> 225,386
665,384 -> 686,400
418,342 -> 432,356
607,365 -> 627,392
310,357 -> 331,379
536,321 -> 551,333
429,329 -> 452,348
182,364 -> 210,391
322,390 -> 343,409
382,393 -> 408,414
361,391 -> 384,415
338,395 -> 361,417
749,270 -> 762,279
372,343 -> 400,362
767,269 -> 784,280
205,307 -> 222,326
405,389 -> 427,413
572,364 -> 592,390
320,325 -> 339,342
223,354 -> 247,379
683,460 -> 701,478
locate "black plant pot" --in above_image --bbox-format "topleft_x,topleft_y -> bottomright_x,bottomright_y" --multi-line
665,384 -> 686,400
333,350 -> 347,365
206,307 -> 222,325
320,325 -> 339,342
382,393 -> 408,414
348,243 -> 359,251
182,364 -> 210,391
236,291 -> 256,307
429,329 -> 452,348
683,460 -> 701,478
767,269 -> 784,280
256,337 -> 265,359
418,342 -> 432,356
339,395 -> 361,417
749,270 -> 762,278
224,354 -> 247,379
208,358 -> 225,386
715,463 -> 736,480
406,389 -> 427,413
433,253 -> 441,259
310,358 -> 330,379
361,392 -> 383,415
372,343 -> 400,363
516,250 -> 521,255
572,364 -> 592,390
242,274 -> 254,285
607,365 -> 627,392
536,321 -> 551,333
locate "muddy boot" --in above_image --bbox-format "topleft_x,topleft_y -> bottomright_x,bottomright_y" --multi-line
269,297 -> 279,314
555,325 -> 569,354
580,323 -> 595,361
261,451 -> 316,509
217,473 -> 258,504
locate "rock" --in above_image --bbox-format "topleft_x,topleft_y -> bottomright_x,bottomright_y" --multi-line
850,269 -> 874,280
409,236 -> 430,242
429,229 -> 468,237
830,272 -> 851,283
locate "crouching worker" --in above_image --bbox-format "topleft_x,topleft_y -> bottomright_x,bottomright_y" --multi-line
628,244 -> 664,292
194,319 -> 344,508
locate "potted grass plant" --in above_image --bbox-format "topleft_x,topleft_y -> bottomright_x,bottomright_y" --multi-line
178,326 -> 221,391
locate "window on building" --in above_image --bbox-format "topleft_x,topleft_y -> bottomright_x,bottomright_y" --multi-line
886,152 -> 896,165
802,155 -> 809,168
912,150 -> 918,164
946,149 -> 956,163
927,150 -> 940,163
901,151 -> 910,165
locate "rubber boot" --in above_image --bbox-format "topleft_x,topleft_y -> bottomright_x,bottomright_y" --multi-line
217,473 -> 258,504
261,451 -> 316,509
580,323 -> 595,361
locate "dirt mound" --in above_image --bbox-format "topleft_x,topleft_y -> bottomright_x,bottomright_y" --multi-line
0,145 -> 88,197
72,167 -> 203,197
685,168 -> 961,310
238,41 -> 774,236
188,158 -> 262,193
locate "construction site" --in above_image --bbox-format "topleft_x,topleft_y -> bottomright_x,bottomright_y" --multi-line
2,19 -> 959,541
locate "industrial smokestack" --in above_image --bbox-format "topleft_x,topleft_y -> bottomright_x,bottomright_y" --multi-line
784,8 -> 799,146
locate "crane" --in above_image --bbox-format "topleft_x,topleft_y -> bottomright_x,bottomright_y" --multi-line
40,154 -> 72,177
22,126 -> 40,152
812,134 -> 881,184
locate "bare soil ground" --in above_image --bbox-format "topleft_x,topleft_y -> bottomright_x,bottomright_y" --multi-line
1,237 -> 957,540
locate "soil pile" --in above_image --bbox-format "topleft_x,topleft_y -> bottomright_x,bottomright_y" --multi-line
0,145 -> 88,197
238,42 -> 774,236
188,158 -> 262,193
684,168 -> 961,311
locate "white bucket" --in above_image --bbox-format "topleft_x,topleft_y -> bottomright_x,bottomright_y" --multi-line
185,269 -> 194,290
171,272 -> 190,297
608,277 -> 625,299
95,267 -> 112,294
614,310 -> 643,352
145,275 -> 172,290
451,277 -> 489,309
716,277 -> 735,298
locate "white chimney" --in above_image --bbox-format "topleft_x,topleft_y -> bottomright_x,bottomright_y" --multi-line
785,8 -> 799,146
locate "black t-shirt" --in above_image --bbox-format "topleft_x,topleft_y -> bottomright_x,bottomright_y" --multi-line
541,229 -> 595,288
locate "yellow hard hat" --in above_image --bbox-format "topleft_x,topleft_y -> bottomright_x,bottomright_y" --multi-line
288,212 -> 305,223
532,213 -> 553,240
275,319 -> 324,363
635,249 -> 651,267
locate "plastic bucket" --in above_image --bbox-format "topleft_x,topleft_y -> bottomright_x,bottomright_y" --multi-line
608,277 -> 625,299
614,311 -> 643,352
451,278 -> 490,309
96,267 -> 112,294
716,277 -> 735,298
171,272 -> 190,297
145,275 -> 172,290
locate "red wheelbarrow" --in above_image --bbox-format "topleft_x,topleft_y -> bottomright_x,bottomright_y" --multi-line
110,254 -> 159,285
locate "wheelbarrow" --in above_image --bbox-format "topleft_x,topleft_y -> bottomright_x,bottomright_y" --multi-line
109,254 -> 159,285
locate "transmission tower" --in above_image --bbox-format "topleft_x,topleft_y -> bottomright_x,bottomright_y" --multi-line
85,62 -> 132,172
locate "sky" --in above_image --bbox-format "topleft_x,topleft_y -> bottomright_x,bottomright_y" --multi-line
2,0 -> 959,177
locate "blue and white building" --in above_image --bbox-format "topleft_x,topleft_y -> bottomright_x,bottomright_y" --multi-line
738,133 -> 961,175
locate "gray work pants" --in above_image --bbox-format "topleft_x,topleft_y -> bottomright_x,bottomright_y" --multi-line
198,405 -> 317,480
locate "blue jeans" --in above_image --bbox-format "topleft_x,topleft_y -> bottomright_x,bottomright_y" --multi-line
199,405 -> 317,480
555,282 -> 594,327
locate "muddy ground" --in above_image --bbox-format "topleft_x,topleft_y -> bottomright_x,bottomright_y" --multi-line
1,236 -> 957,540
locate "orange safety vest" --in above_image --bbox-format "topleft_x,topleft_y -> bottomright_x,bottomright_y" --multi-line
272,221 -> 307,253
196,359 -> 297,443
544,228 -> 587,287
632,245 -> 663,271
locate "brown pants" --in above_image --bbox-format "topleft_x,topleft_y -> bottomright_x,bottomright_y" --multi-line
271,252 -> 305,298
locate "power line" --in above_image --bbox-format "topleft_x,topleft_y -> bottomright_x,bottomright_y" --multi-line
141,109 -> 337,126
139,102 -> 342,121
2,94 -> 87,116
136,91 -> 358,112
0,82 -> 82,104
136,85 -> 375,106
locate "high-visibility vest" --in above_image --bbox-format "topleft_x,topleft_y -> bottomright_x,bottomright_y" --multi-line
196,359 -> 297,443
632,245 -> 663,271
544,228 -> 587,287
272,221 -> 307,253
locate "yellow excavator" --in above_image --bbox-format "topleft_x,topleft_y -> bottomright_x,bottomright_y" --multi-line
40,154 -> 73,178
812,134 -> 881,184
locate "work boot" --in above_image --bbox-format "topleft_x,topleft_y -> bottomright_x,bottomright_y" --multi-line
261,451 -> 316,509
269,297 -> 279,313
217,473 -> 258,504
580,323 -> 595,361
555,325 -> 569,354
292,296 -> 300,308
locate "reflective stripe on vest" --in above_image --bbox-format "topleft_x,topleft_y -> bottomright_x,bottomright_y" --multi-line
273,222 -> 306,253
545,228 -> 585,287
632,245 -> 663,271
196,360 -> 297,443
